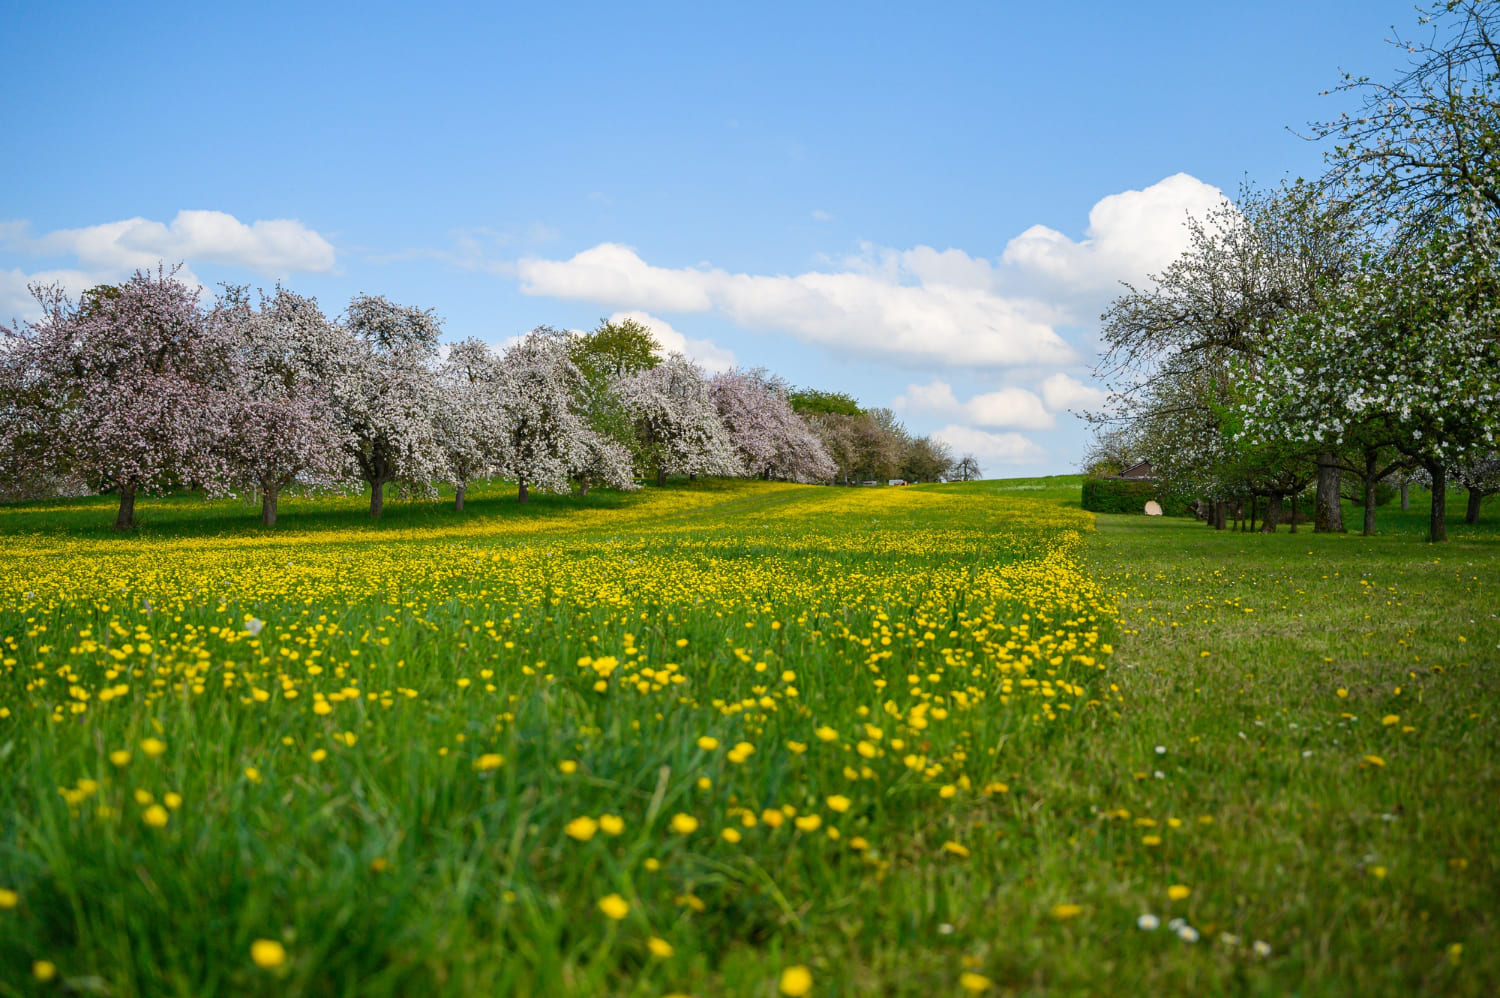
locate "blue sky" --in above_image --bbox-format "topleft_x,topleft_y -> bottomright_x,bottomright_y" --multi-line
2,0 -> 1417,474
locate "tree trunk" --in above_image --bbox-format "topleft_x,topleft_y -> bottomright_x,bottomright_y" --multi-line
1466,489 -> 1484,525
1213,500 -> 1226,530
455,481 -> 466,512
1363,474 -> 1378,536
1261,494 -> 1282,533
370,480 -> 384,519
655,467 -> 667,487
578,483 -> 591,497
1315,454 -> 1343,532
1426,463 -> 1447,543
261,488 -> 279,528
1249,496 -> 1258,533
1400,481 -> 1410,511
115,483 -> 137,531
518,478 -> 530,503
1288,493 -> 1299,533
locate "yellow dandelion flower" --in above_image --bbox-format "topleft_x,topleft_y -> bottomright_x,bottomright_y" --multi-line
697,736 -> 720,751
109,750 -> 131,767
1051,903 -> 1083,919
0,888 -> 18,909
647,936 -> 675,958
779,965 -> 813,996
960,971 -> 993,992
142,804 -> 169,828
1167,884 -> 1191,901
599,814 -> 625,836
140,737 -> 167,758
566,816 -> 599,841
250,939 -> 286,969
825,795 -> 851,813
474,753 -> 504,771
598,893 -> 630,920
942,841 -> 970,858
670,813 -> 699,835
34,961 -> 57,982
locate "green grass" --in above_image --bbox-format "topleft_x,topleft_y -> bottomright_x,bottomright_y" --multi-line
0,478 -> 1495,996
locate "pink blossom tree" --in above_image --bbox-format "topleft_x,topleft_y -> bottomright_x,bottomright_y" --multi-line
1,267 -> 238,529
708,367 -> 834,483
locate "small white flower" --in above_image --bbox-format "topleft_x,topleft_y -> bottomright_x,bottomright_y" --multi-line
1137,914 -> 1160,930
245,617 -> 264,636
937,923 -> 954,935
1220,932 -> 1242,947
1176,925 -> 1200,943
1153,770 -> 1165,779
1253,940 -> 1272,957
1168,918 -> 1187,932
1155,745 -> 1166,754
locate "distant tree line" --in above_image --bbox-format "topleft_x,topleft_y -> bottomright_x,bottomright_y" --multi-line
1085,1 -> 1500,542
0,278 -> 973,528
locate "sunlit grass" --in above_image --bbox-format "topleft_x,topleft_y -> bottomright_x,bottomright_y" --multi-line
0,479 -> 1495,996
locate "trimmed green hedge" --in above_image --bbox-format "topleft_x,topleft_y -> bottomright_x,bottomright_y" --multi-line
1081,478 -> 1194,516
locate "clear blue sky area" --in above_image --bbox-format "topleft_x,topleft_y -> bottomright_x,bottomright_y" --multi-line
1,0 -> 1419,473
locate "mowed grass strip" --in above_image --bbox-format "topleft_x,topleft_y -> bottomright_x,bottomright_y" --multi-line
0,479 -> 1495,996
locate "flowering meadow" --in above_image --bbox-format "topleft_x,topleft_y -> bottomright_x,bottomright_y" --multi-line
1,479 -> 1497,996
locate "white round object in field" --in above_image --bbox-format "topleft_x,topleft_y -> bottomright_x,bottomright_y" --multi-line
1144,500 -> 1163,516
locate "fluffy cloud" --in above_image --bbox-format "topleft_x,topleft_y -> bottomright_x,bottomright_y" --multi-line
0,210 -> 337,321
0,266 -> 95,323
931,424 -> 1048,466
24,211 -> 336,276
1038,372 -> 1109,413
520,244 -> 1073,369
606,310 -> 736,374
894,379 -> 1055,430
515,173 -> 1226,369
1000,172 -> 1229,314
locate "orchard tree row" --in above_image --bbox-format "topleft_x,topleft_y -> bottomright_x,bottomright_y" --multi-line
1087,0 -> 1500,542
0,274 -> 969,529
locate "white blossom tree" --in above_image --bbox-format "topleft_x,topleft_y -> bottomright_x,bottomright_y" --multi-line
0,267 -> 238,529
708,367 -> 834,483
1450,452 -> 1500,524
434,337 -> 509,510
615,354 -> 741,485
333,294 -> 446,518
215,284 -> 347,526
1238,221 -> 1500,541
498,326 -> 596,503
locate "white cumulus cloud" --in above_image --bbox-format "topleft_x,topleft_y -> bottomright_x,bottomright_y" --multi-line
520,243 -> 1073,369
1000,172 -> 1229,315
0,210 -> 337,321
513,173 -> 1226,370
932,424 -> 1048,466
1038,372 -> 1109,413
894,379 -> 1055,430
606,310 -> 736,374
12,210 -> 337,277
